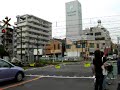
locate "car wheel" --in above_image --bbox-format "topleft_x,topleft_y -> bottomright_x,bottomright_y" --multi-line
15,72 -> 24,82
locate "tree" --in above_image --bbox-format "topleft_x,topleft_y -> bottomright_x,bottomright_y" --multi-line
0,45 -> 5,58
0,44 -> 9,58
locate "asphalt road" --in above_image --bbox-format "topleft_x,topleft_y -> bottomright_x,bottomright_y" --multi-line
25,62 -> 93,77
2,77 -> 118,90
0,62 -> 118,90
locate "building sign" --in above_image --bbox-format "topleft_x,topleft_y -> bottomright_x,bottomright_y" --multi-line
66,3 -> 76,16
34,49 -> 43,55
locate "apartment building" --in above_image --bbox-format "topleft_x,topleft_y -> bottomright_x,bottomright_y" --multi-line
82,20 -> 112,55
16,14 -> 52,62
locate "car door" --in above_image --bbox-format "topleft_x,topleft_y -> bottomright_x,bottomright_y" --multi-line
0,60 -> 15,81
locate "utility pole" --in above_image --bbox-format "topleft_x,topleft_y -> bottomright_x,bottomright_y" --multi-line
12,27 -> 15,58
53,38 -> 55,63
37,35 -> 38,61
60,42 -> 63,62
1,17 -> 12,61
81,40 -> 83,58
21,27 -> 22,60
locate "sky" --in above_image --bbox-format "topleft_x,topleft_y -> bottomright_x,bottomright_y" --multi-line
0,0 -> 120,43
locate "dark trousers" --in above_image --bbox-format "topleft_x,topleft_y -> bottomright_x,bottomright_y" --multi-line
94,73 -> 104,90
117,83 -> 120,90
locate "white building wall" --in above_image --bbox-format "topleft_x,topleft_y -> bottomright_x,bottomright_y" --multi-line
16,14 -> 52,61
66,0 -> 82,40
67,51 -> 80,57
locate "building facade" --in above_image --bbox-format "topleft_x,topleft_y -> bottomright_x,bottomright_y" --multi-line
82,20 -> 112,55
66,0 -> 82,40
65,20 -> 112,58
16,14 -> 52,62
44,39 -> 62,57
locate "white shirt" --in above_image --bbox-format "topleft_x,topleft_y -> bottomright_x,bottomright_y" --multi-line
101,64 -> 108,75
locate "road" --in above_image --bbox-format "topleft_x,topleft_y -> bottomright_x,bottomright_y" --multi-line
25,62 -> 93,77
0,62 -> 118,90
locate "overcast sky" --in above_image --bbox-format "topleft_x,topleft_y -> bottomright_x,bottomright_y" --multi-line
0,0 -> 120,43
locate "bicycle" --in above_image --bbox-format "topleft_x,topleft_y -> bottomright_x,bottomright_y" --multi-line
106,66 -> 114,85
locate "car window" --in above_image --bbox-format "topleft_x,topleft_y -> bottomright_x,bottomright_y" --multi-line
0,60 -> 10,68
0,61 -> 2,67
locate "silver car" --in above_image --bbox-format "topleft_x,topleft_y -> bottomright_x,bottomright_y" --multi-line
0,59 -> 25,82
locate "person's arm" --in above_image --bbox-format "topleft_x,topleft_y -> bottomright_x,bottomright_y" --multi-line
92,59 -> 96,75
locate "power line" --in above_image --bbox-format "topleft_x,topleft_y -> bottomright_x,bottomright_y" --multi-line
52,21 -> 120,28
51,14 -> 120,23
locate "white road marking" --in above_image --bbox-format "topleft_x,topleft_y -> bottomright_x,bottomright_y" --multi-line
25,68 -> 37,71
26,75 -> 95,79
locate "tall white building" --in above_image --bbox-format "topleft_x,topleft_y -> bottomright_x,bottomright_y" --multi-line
16,14 -> 52,62
66,0 -> 82,40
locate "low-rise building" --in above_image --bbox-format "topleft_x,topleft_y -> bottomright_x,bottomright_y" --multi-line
44,39 -> 62,57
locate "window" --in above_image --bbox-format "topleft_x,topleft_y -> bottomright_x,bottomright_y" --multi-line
0,60 -> 10,68
103,43 -> 105,45
54,44 -> 56,50
86,33 -> 93,35
90,27 -> 93,32
82,44 -> 85,48
90,33 -> 93,35
97,44 -> 99,48
95,37 -> 105,40
90,43 -> 94,48
66,45 -> 71,49
76,44 -> 81,48
58,44 -> 60,49
95,32 -> 101,36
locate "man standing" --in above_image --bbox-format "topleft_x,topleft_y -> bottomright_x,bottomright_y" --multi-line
117,54 -> 120,90
93,50 -> 104,90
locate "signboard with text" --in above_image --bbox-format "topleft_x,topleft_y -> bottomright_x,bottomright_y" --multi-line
34,49 -> 43,55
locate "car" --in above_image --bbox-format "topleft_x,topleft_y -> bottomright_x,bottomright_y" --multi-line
0,58 -> 25,82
